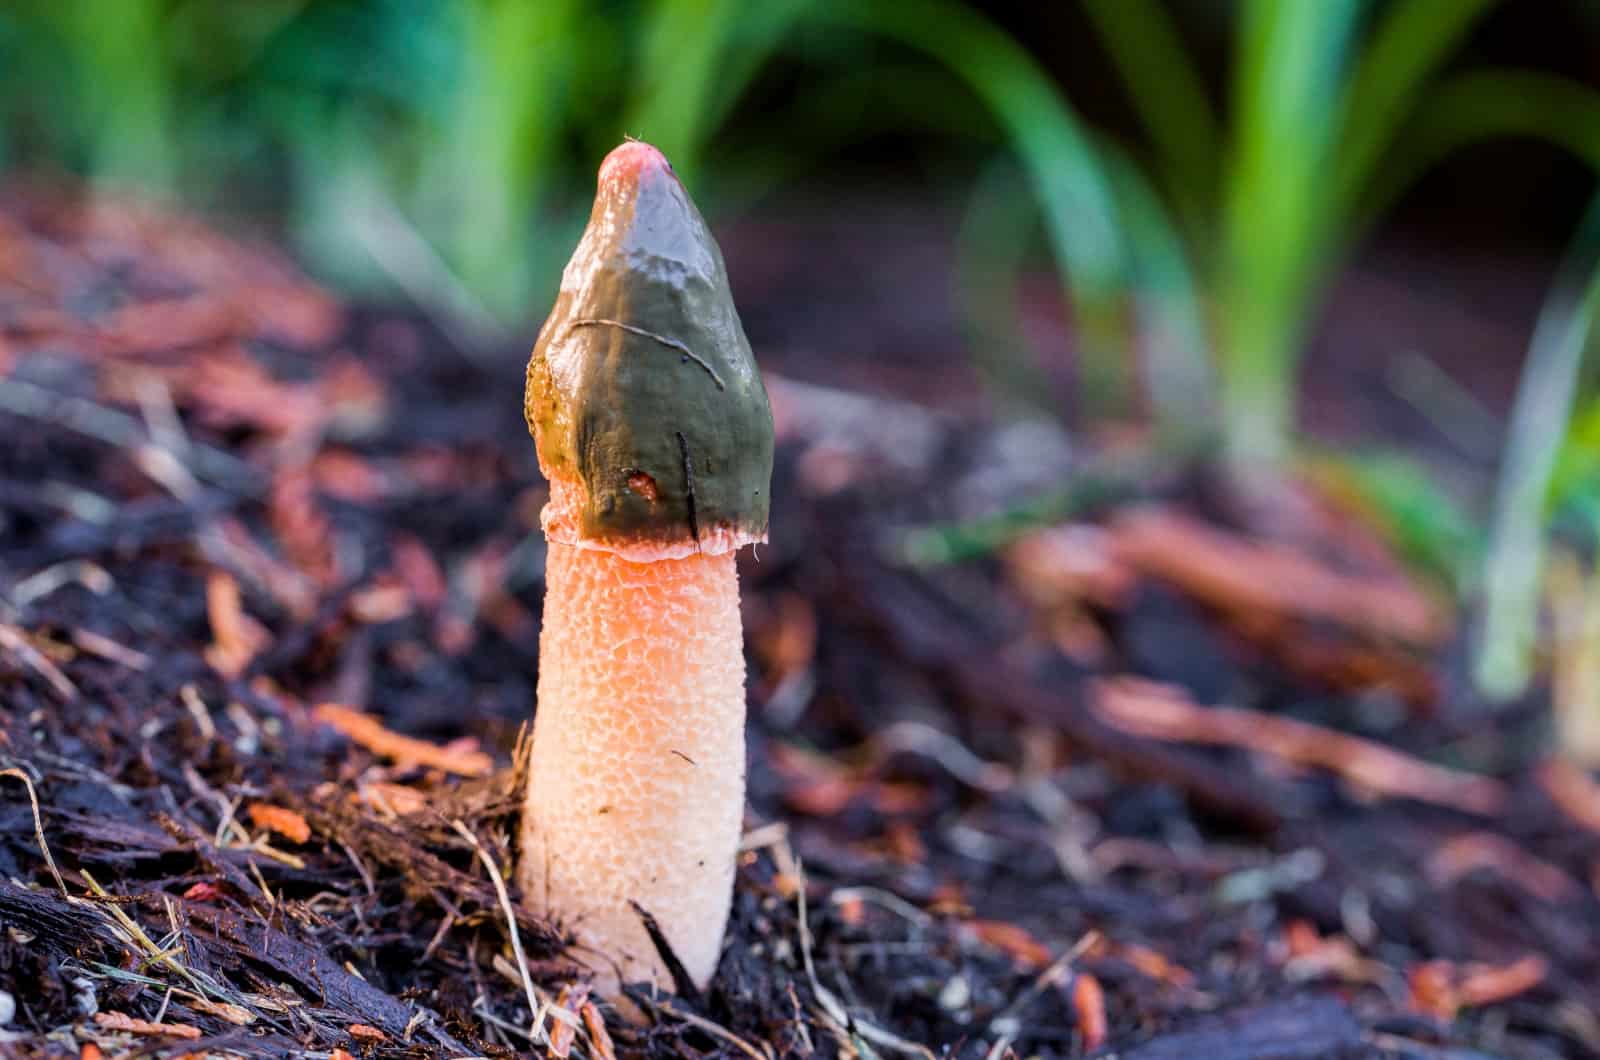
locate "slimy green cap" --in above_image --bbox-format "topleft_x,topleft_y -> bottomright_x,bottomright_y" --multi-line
525,141 -> 775,559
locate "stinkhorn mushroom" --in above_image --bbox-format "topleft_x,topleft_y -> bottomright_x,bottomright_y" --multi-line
518,140 -> 774,997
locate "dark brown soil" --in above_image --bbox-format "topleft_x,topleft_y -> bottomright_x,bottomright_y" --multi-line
0,185 -> 1596,1059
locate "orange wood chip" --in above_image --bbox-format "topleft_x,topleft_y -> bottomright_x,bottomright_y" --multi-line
1110,507 -> 1448,645
1409,960 -> 1458,1019
966,920 -> 1051,969
1459,955 -> 1548,1007
1115,943 -> 1194,988
355,780 -> 428,817
1408,955 -> 1547,1020
1538,758 -> 1600,835
391,534 -> 448,610
582,1002 -> 616,1060
1280,920 -> 1374,983
348,1024 -> 386,1042
1007,524 -> 1133,610
313,702 -> 492,777
93,1011 -> 201,1039
271,467 -> 336,586
247,803 -> 312,844
313,448 -> 386,502
1427,832 -> 1579,902
1073,973 -> 1108,1050
1094,678 -> 1506,814
548,984 -> 589,1059
204,571 -> 268,679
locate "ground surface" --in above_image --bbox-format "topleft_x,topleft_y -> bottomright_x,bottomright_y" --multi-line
0,187 -> 1597,1058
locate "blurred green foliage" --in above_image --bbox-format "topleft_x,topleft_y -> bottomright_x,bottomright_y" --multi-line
1477,192 -> 1600,699
3,0 -> 1600,701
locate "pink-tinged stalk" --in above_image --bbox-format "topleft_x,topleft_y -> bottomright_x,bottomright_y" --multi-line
519,482 -> 746,994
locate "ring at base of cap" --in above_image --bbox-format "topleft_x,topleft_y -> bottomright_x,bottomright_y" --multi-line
540,475 -> 765,561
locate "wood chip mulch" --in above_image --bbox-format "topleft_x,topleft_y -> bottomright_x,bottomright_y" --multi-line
0,183 -> 1596,1058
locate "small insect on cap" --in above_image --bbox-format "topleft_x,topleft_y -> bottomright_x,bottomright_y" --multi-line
526,140 -> 775,561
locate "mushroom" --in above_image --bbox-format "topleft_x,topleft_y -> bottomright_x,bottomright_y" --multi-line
517,141 -> 774,997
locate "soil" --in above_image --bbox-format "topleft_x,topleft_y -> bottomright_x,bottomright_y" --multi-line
0,184 -> 1597,1059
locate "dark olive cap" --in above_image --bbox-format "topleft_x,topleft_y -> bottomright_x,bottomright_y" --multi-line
525,141 -> 774,557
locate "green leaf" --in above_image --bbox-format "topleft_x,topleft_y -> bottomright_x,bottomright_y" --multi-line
1370,69 -> 1600,226
1217,0 -> 1361,473
1330,0 -> 1497,221
1082,0 -> 1219,233
1477,192 -> 1600,701
816,0 -> 1133,413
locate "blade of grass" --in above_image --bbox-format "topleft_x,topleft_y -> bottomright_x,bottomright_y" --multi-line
629,0 -> 808,182
57,0 -> 177,191
696,1 -> 813,141
817,0 -> 1133,416
954,157 -> 1060,419
1099,140 -> 1214,443
1081,0 -> 1219,233
447,0 -> 580,314
1305,450 -> 1481,589
1549,396 -> 1600,516
1330,0 -> 1497,222
1367,69 -> 1600,227
706,63 -> 1005,211
1218,0 -> 1360,475
629,0 -> 742,176
1476,192 -> 1600,701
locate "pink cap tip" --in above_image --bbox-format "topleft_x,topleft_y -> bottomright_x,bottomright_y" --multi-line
599,140 -> 672,187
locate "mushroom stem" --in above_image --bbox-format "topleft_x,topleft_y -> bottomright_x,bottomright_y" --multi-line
519,482 -> 746,993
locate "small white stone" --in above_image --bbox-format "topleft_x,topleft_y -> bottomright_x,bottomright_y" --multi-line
938,975 -> 971,1012
0,990 -> 14,1025
72,977 -> 97,1017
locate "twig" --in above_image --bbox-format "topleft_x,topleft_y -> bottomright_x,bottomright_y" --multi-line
421,912 -> 457,965
451,818 -> 548,1046
867,721 -> 1014,792
316,703 -> 492,777
985,930 -> 1099,1038
10,559 -> 112,607
0,623 -> 78,700
79,870 -> 226,1005
738,820 -> 790,853
340,839 -> 377,898
1539,758 -> 1600,835
71,628 -> 151,671
635,994 -> 772,1060
0,377 -> 259,490
828,887 -> 932,929
794,858 -> 934,1060
0,768 -> 69,896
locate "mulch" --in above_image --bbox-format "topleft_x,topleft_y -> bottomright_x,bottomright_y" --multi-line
0,183 -> 1596,1058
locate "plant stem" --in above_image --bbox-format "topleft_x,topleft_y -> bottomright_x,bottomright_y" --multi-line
1218,0 -> 1359,476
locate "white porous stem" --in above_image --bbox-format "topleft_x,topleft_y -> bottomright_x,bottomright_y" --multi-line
518,490 -> 746,994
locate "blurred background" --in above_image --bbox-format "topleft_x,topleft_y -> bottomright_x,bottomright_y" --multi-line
3,0 -> 1600,723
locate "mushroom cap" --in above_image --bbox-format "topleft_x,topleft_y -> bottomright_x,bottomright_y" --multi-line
526,141 -> 774,560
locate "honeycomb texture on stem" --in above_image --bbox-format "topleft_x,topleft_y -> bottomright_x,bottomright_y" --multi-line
518,536 -> 745,992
